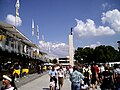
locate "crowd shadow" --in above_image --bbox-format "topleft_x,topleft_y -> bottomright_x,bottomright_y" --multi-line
43,88 -> 49,90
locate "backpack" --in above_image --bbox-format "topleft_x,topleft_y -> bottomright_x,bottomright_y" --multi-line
104,71 -> 112,82
84,70 -> 89,78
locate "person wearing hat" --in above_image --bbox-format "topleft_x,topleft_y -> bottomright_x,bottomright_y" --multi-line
1,75 -> 15,90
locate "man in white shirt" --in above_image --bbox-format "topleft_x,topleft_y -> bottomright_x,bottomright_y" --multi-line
49,66 -> 57,90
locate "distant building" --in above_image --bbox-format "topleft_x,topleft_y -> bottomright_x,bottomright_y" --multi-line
58,57 -> 70,66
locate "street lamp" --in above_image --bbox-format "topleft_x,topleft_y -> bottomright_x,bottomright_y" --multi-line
81,58 -> 83,64
117,41 -> 120,52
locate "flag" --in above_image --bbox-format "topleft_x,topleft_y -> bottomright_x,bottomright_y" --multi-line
15,0 -> 20,9
32,19 -> 34,36
15,0 -> 20,23
36,25 -> 39,40
42,35 -> 44,43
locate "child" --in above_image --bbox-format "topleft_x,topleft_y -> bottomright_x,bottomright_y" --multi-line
81,79 -> 88,90
50,77 -> 55,90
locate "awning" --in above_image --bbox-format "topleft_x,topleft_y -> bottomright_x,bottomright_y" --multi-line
21,40 -> 37,48
0,22 -> 30,41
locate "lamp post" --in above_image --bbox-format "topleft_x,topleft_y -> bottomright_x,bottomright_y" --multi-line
117,41 -> 120,52
117,41 -> 120,62
81,58 -> 83,64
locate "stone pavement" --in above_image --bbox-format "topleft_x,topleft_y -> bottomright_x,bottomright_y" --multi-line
18,74 -> 52,90
18,73 -> 71,90
18,73 -> 101,90
61,76 -> 71,90
16,71 -> 48,88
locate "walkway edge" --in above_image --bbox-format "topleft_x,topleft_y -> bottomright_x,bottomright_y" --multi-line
16,71 -> 48,88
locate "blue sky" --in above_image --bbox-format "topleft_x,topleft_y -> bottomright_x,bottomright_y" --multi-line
0,0 -> 120,58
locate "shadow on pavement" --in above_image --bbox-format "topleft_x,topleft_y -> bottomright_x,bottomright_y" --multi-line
43,88 -> 49,90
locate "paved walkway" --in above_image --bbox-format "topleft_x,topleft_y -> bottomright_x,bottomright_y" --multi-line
18,74 -> 49,90
18,74 -> 71,90
18,73 -> 101,90
16,71 -> 48,88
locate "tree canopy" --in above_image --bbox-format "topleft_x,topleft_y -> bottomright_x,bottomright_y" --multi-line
74,45 -> 120,64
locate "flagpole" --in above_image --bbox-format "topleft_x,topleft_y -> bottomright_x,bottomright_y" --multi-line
36,25 -> 39,39
14,0 -> 20,53
32,19 -> 34,43
15,0 -> 20,26
42,35 -> 44,44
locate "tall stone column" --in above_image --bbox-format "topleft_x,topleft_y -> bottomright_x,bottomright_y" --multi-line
69,28 -> 74,66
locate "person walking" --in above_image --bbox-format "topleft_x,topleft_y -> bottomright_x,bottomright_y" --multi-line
49,66 -> 58,90
63,66 -> 67,79
57,66 -> 64,90
83,65 -> 90,90
1,75 -> 16,90
113,64 -> 120,90
100,66 -> 114,90
91,64 -> 97,90
70,66 -> 84,90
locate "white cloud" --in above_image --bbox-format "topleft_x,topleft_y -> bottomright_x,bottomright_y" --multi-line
84,42 -> 101,49
102,3 -> 111,10
39,41 -> 69,58
102,9 -> 120,32
73,18 -> 115,38
5,14 -> 22,27
74,9 -> 120,38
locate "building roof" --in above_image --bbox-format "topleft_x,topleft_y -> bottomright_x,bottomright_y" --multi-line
0,22 -> 31,41
21,40 -> 37,48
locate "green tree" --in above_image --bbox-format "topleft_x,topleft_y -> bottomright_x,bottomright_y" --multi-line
94,45 -> 118,63
94,45 -> 106,63
74,47 -> 84,63
74,45 -> 119,64
83,47 -> 94,63
74,47 -> 94,64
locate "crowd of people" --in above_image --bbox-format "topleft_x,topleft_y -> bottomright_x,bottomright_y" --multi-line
1,63 -> 120,90
48,63 -> 120,90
